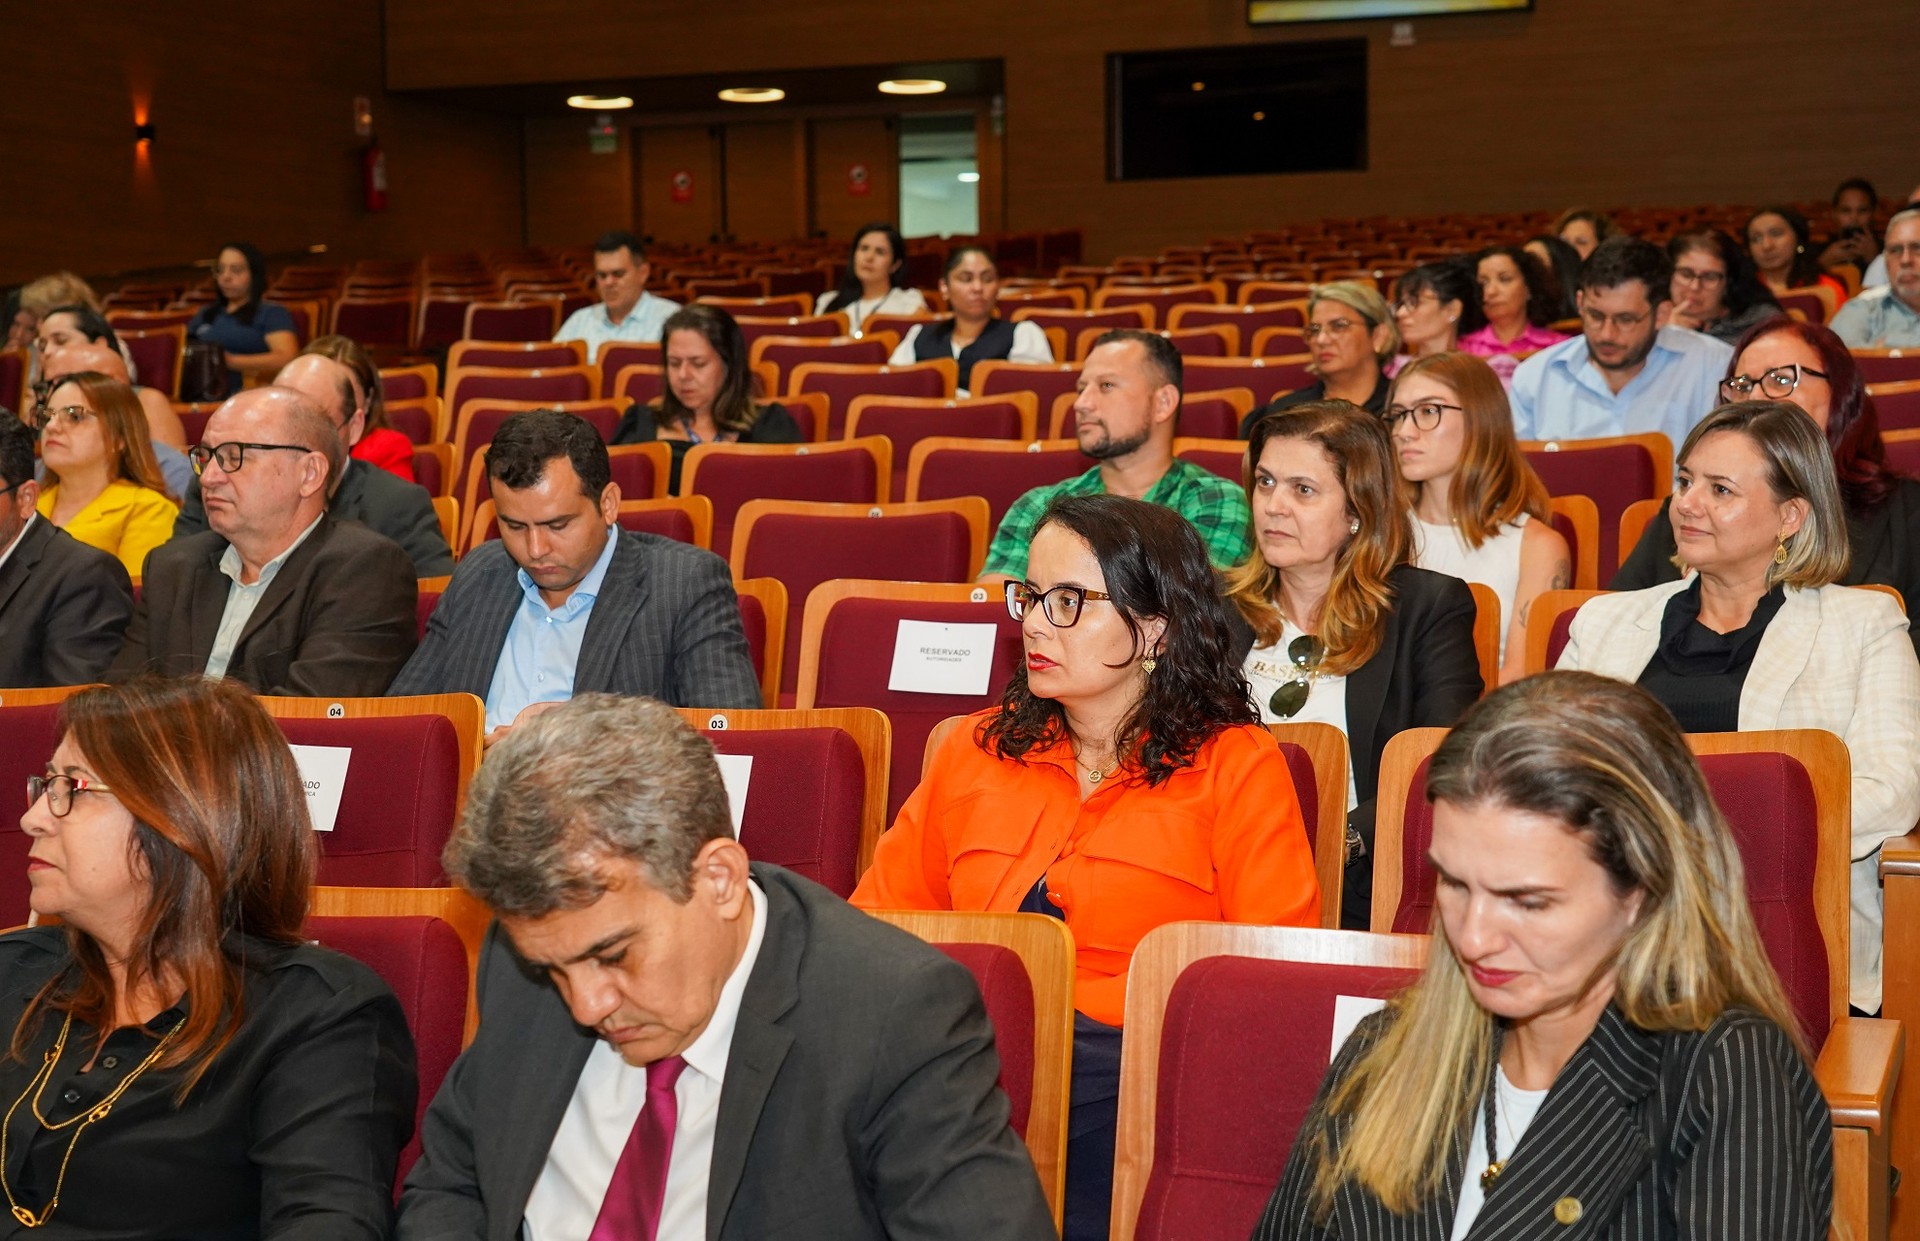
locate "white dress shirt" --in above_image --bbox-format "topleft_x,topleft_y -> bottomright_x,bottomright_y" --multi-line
522,880 -> 768,1241
205,513 -> 324,678
555,291 -> 681,355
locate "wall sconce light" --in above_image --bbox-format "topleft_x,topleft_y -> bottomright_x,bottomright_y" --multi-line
134,122 -> 156,146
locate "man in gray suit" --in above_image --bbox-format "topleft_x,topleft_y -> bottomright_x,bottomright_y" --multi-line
398,694 -> 1055,1241
387,410 -> 759,741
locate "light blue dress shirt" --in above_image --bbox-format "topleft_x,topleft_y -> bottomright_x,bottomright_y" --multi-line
1830,286 -> 1920,349
1508,325 -> 1733,453
484,525 -> 618,731
554,291 -> 681,358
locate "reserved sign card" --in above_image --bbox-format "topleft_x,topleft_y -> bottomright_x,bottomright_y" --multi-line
287,744 -> 352,833
714,752 -> 753,838
886,620 -> 998,696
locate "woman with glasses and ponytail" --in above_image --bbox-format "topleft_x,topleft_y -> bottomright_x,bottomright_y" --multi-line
1562,400 -> 1920,1016
1614,319 -> 1920,637
854,492 -> 1320,1241
1253,671 -> 1831,1241
1227,402 -> 1483,931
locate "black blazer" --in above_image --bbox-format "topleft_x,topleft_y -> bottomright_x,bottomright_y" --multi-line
1252,1003 -> 1831,1240
109,515 -> 417,696
386,528 -> 762,710
170,457 -> 455,578
0,517 -> 133,687
1233,564 -> 1483,929
395,864 -> 1055,1241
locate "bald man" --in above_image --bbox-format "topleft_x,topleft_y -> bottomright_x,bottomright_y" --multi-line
166,352 -> 453,576
37,341 -> 195,497
109,386 -> 417,695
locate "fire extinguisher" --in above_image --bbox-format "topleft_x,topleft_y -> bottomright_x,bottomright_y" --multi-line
362,138 -> 388,213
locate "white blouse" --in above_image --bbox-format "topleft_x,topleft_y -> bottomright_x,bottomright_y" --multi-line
815,287 -> 929,333
1413,514 -> 1528,663
1245,617 -> 1357,811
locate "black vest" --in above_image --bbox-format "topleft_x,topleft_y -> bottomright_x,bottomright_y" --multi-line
912,317 -> 1018,391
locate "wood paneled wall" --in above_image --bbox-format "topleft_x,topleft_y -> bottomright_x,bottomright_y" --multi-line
0,0 -> 522,286
386,0 -> 1917,259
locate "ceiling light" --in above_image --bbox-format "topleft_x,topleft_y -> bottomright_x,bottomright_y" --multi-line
567,94 -> 633,110
1191,81 -> 1206,91
958,172 -> 981,183
878,79 -> 947,95
718,87 -> 786,103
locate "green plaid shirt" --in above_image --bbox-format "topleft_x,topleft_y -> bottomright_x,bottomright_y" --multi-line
982,460 -> 1254,578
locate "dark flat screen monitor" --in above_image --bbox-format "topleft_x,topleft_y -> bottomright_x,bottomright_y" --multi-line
1109,40 -> 1367,181
1250,0 -> 1529,23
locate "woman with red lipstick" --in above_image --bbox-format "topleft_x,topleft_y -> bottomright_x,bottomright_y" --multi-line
3,677 -> 416,1237
854,493 -> 1319,1241
1226,402 -> 1483,931
1561,401 -> 1920,1015
1389,353 -> 1570,685
1237,282 -> 1397,435
1254,672 -> 1830,1240
611,303 -> 803,493
888,246 -> 1054,394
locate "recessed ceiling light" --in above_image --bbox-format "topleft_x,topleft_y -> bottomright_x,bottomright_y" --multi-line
957,172 -> 981,183
1191,81 -> 1206,91
718,87 -> 786,104
567,94 -> 633,110
878,79 -> 947,95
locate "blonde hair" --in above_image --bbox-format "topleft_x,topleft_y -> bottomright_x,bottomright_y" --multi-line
1391,352 -> 1549,548
19,272 -> 102,318
1673,401 -> 1849,588
1309,672 -> 1804,1215
40,371 -> 176,503
1225,402 -> 1412,676
1310,280 -> 1400,368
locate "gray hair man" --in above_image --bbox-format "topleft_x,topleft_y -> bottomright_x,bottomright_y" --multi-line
399,694 -> 1054,1241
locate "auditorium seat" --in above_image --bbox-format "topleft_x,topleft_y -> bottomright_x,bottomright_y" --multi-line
446,340 -> 586,371
1182,356 -> 1315,406
444,365 -> 598,438
1776,285 -> 1837,325
1520,588 -> 1603,674
796,579 -> 1024,820
595,341 -> 661,395
449,397 -> 623,493
736,314 -> 855,351
1521,432 -> 1674,575
1008,307 -> 1152,358
1870,382 -> 1920,433
1171,436 -> 1247,485
752,335 -> 893,395
457,441 -> 670,549
464,301 -> 561,341
380,363 -> 439,403
682,437 -> 890,557
611,363 -> 664,408
257,692 -> 484,886
1616,496 -> 1664,571
412,443 -> 454,499
699,292 -> 812,318
1111,924 -> 1426,1241
0,690 -> 90,927
846,394 -> 1038,496
467,496 -> 713,555
121,326 -> 185,400
674,707 -> 889,894
1165,300 -> 1309,347
972,360 -> 1084,414
1172,388 -> 1256,441
385,397 -> 446,445
999,286 -> 1086,312
731,498 -> 991,699
1248,326 -> 1311,357
791,359 -> 957,439
1091,281 -> 1228,326
904,437 -> 1092,527
1852,350 -> 1920,386
733,576 -> 788,708
416,297 -> 474,352
416,575 -> 448,642
332,297 -> 417,348
1268,722 -> 1351,930
870,910 -> 1074,1226
1548,494 -> 1601,591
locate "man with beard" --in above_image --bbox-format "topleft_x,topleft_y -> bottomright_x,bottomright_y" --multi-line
978,329 -> 1252,581
1509,237 -> 1732,450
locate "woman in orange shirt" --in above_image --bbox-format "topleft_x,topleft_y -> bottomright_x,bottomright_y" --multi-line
853,492 -> 1320,1241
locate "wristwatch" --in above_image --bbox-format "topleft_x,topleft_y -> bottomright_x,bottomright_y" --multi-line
1344,825 -> 1367,865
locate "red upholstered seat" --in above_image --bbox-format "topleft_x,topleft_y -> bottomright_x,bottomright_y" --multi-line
1388,755 -> 1439,934
1275,743 -> 1320,847
464,301 -> 560,342
1546,606 -> 1578,667
121,328 -> 183,399
1853,352 -> 1920,385
905,438 -> 1092,527
332,298 -> 416,348
1872,386 -> 1920,433
1177,395 -> 1245,440
935,942 -> 1037,1135
685,444 -> 886,562
1883,433 -> 1920,473
1182,356 -> 1315,406
755,337 -> 890,396
386,403 -> 437,446
618,504 -> 698,545
304,914 -> 468,1188
272,715 -> 462,886
698,725 -> 867,895
792,362 -> 955,439
847,396 -> 1035,498
974,362 -> 1083,414
416,588 -> 442,642
0,704 -> 64,927
448,342 -> 583,370
416,298 -> 472,352
598,342 -> 661,395
446,368 -> 597,433
0,351 -> 25,415
1132,957 -> 1419,1241
736,316 -> 853,351
1523,436 -> 1670,577
737,593 -> 769,687
1166,301 -> 1309,342
1173,440 -> 1247,485
411,448 -> 446,498
382,369 -> 434,402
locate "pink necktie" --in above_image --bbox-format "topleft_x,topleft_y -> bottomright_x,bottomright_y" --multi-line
588,1055 -> 687,1241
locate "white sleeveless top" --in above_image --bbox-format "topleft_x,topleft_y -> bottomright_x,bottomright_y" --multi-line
1412,513 -> 1528,663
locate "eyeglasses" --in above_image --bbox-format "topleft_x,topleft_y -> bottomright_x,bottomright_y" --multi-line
1672,266 -> 1727,288
1268,635 -> 1325,719
1383,401 -> 1461,431
1391,292 -> 1439,314
1578,306 -> 1652,332
188,441 -> 313,475
32,405 -> 93,433
27,773 -> 113,818
1719,364 -> 1828,402
1304,318 -> 1362,340
1005,580 -> 1114,628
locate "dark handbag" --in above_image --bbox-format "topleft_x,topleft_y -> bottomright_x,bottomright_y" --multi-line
180,338 -> 228,403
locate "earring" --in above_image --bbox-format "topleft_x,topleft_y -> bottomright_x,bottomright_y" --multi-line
1349,517 -> 1361,534
1446,316 -> 1457,324
1774,537 -> 1790,565
1142,655 -> 1158,674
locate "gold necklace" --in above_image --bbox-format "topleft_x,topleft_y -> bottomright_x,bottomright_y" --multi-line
1,1011 -> 184,1228
1072,748 -> 1118,784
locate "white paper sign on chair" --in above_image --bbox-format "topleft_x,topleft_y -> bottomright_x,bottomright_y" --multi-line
887,620 -> 998,696
287,744 -> 353,833
714,752 -> 753,838
1329,994 -> 1389,1062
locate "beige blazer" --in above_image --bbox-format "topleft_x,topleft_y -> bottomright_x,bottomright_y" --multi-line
1559,580 -> 1920,1012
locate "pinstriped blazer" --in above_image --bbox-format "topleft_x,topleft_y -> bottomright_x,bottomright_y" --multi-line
1557,581 -> 1920,1012
1251,1004 -> 1831,1240
386,528 -> 763,710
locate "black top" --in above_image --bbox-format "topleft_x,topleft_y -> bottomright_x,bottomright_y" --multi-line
911,317 -> 1018,391
1612,477 -> 1920,655
1635,579 -> 1786,733
0,928 -> 416,1240
612,401 -> 804,492
1239,372 -> 1389,437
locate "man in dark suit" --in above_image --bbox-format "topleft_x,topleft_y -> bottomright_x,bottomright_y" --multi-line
109,386 -> 416,695
167,350 -> 454,576
388,410 -> 759,742
0,416 -> 133,686
398,694 -> 1054,1241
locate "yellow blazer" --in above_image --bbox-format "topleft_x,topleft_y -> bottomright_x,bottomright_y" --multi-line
38,479 -> 179,577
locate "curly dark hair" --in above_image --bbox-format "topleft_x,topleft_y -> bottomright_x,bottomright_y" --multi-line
1474,245 -> 1560,328
980,493 -> 1256,787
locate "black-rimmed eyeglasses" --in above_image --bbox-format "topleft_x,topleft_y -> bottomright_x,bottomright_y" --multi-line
188,441 -> 313,475
27,774 -> 114,818
1720,364 -> 1828,402
1005,581 -> 1113,628
1383,401 -> 1462,431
